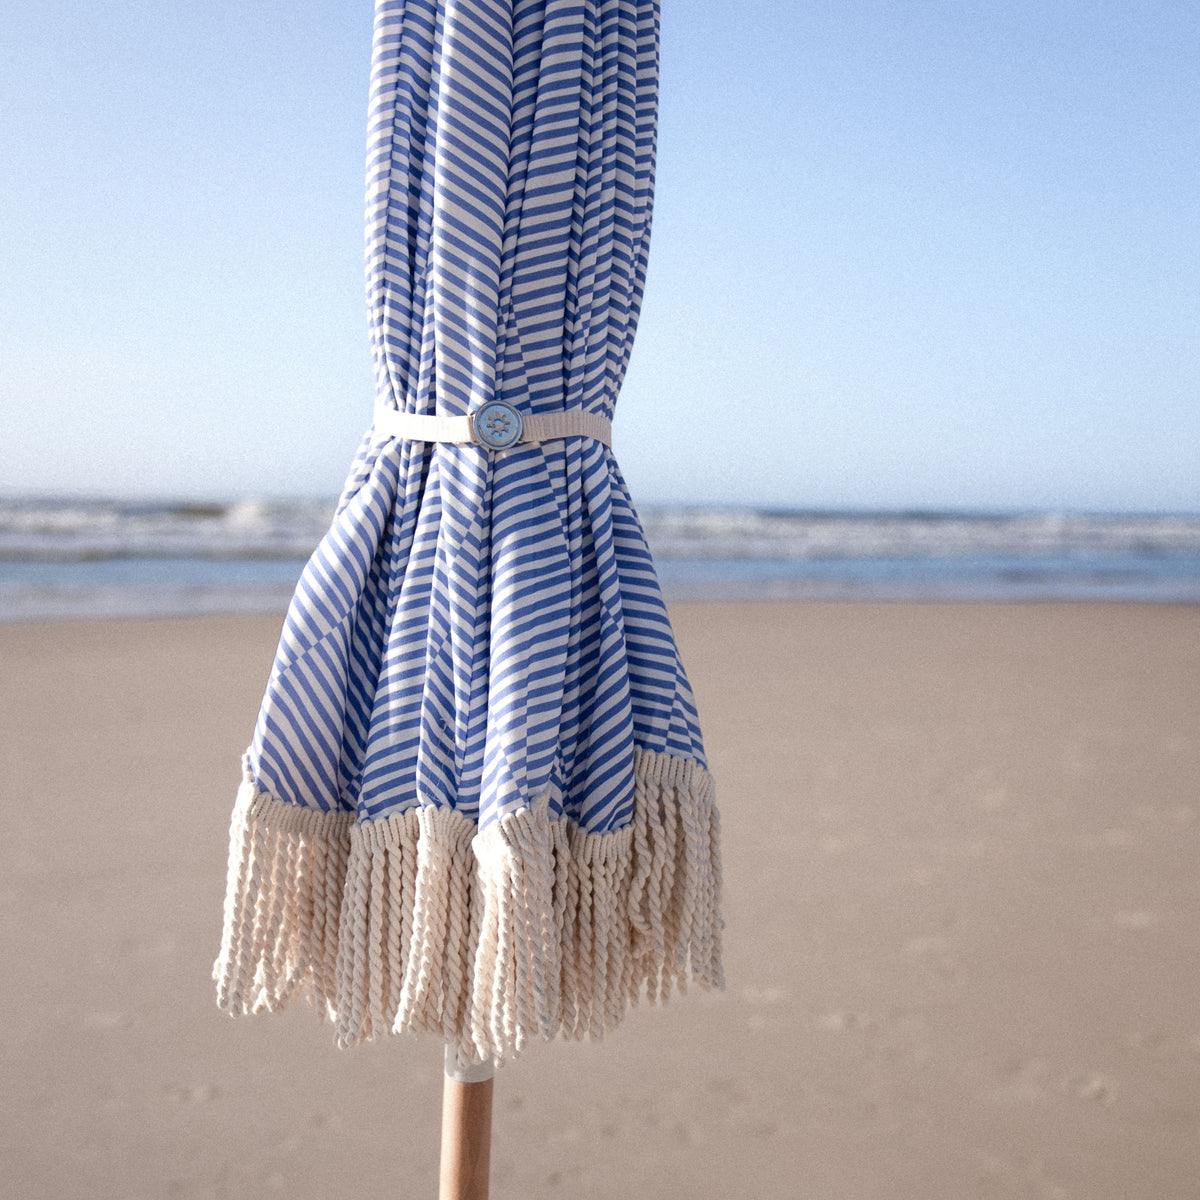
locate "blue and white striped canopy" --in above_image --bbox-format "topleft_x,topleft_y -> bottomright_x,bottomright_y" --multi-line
216,0 -> 722,1066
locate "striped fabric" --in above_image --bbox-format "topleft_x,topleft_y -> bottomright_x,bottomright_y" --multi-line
247,0 -> 707,840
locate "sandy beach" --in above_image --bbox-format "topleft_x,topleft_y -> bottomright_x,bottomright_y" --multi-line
2,602 -> 1197,1199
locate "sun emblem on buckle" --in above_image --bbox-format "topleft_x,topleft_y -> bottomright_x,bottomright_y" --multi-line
470,400 -> 524,450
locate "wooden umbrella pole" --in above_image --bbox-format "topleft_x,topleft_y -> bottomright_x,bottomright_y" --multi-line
439,1047 -> 495,1200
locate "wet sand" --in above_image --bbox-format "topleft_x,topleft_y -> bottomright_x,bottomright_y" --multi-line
1,603 -> 1197,1199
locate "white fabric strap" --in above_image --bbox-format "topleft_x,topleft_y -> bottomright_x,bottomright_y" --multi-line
372,405 -> 612,449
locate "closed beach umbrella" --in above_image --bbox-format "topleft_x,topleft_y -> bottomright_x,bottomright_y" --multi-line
214,0 -> 722,1099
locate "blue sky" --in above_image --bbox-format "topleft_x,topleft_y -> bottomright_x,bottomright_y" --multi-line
2,0 -> 1197,511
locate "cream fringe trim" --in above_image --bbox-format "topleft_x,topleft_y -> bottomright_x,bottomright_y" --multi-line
213,747 -> 722,1066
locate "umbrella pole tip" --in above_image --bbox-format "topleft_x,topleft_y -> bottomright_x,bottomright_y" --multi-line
444,1043 -> 496,1083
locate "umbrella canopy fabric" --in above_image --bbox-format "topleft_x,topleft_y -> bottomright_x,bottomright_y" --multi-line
214,0 -> 722,1067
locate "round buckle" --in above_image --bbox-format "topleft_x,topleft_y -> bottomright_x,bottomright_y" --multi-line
469,400 -> 524,450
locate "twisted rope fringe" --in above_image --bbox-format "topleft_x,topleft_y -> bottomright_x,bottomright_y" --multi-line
213,747 -> 722,1066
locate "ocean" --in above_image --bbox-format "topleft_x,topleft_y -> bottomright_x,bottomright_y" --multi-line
2,494 -> 1198,622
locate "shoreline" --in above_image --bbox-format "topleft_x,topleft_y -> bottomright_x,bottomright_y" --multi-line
3,591 -> 1199,627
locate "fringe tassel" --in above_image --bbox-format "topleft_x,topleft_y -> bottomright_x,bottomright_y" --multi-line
213,759 -> 356,1019
213,747 -> 723,1066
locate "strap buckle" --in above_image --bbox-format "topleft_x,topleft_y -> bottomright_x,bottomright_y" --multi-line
468,400 -> 524,450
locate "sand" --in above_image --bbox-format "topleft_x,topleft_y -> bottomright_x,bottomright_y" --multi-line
1,602 -> 1197,1199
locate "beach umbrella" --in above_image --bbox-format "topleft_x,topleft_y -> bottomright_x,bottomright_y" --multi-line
214,0 -> 722,1186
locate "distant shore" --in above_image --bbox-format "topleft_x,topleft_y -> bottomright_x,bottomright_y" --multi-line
3,497 -> 1200,619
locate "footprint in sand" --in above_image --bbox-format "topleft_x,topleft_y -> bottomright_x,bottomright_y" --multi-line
1125,1029 -> 1168,1051
1066,1071 -> 1117,1106
163,1082 -> 220,1104
815,1009 -> 870,1032
977,787 -> 1009,813
978,1151 -> 1067,1200
82,1011 -> 129,1030
741,985 -> 788,1005
988,1057 -> 1050,1104
1102,827 -> 1137,848
1132,802 -> 1196,826
1115,910 -> 1159,930
904,934 -> 953,955
743,985 -> 789,1030
904,933 -> 958,977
